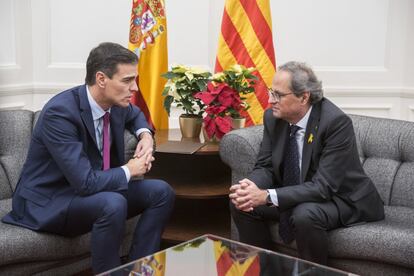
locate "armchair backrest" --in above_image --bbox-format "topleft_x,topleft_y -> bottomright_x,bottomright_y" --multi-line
0,110 -> 35,199
350,114 -> 414,208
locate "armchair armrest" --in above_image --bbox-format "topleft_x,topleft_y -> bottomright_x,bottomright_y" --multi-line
124,130 -> 138,161
219,125 -> 264,183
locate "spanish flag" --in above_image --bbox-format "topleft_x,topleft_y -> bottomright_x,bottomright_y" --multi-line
215,0 -> 276,126
214,240 -> 260,276
131,251 -> 166,276
128,0 -> 169,130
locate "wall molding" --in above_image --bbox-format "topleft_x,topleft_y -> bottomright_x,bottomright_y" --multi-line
314,66 -> 388,73
325,86 -> 414,98
47,62 -> 84,69
338,104 -> 392,110
3,84 -> 414,97
0,83 -> 76,96
0,102 -> 25,110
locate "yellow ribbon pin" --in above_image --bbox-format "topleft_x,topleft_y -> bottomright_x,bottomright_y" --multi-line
308,133 -> 314,144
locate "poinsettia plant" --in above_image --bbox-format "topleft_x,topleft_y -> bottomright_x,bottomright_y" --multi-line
162,65 -> 212,116
211,64 -> 257,119
194,65 -> 257,140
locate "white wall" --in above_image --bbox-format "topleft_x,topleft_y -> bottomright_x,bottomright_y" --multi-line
1,0 -> 413,125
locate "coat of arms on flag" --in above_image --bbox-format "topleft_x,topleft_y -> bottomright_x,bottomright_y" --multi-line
129,0 -> 169,130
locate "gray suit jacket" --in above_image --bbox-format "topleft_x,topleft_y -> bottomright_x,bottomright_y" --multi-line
249,98 -> 384,225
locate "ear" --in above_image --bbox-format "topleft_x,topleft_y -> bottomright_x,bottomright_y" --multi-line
95,71 -> 106,88
302,91 -> 311,104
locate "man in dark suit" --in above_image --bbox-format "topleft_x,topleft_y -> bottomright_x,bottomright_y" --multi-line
229,61 -> 384,265
2,42 -> 175,273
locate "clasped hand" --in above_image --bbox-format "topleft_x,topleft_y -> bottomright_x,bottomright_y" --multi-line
229,178 -> 267,212
126,132 -> 155,177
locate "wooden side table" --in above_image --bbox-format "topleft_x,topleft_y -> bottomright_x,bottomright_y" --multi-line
146,129 -> 231,244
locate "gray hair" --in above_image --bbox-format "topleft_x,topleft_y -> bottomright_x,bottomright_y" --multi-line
278,61 -> 323,104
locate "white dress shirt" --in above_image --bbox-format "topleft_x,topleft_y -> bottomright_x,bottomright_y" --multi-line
267,106 -> 313,206
86,86 -> 151,182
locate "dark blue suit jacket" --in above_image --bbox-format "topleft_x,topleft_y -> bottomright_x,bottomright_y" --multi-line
2,85 -> 150,233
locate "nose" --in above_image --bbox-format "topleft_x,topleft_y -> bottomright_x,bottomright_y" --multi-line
131,80 -> 138,91
268,95 -> 276,104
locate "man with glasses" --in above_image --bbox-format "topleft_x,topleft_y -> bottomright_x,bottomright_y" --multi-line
229,61 -> 384,265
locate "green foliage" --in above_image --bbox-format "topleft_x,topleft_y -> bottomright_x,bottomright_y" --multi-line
211,64 -> 257,118
161,64 -> 257,118
161,65 -> 212,116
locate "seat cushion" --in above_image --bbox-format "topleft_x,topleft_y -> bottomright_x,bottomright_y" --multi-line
0,198 -> 139,266
269,206 -> 414,269
327,206 -> 414,269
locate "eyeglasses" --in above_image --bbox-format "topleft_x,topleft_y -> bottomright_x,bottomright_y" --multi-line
267,88 -> 294,101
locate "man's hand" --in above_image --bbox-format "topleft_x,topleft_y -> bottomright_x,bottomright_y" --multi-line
125,154 -> 155,177
134,132 -> 154,166
229,178 -> 268,212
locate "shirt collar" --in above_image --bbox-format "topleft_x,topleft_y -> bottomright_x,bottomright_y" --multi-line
295,106 -> 313,130
86,85 -> 110,120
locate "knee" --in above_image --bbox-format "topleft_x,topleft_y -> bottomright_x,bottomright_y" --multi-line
98,192 -> 127,218
291,203 -> 320,230
149,179 -> 175,205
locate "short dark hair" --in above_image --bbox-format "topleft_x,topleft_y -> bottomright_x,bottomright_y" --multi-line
278,61 -> 323,104
85,42 -> 138,85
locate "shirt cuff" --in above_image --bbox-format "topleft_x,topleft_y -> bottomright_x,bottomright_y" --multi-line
267,189 -> 279,206
121,165 -> 131,182
135,128 -> 152,139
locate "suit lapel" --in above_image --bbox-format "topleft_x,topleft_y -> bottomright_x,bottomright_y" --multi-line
301,102 -> 321,182
79,85 -> 98,148
273,120 -> 289,185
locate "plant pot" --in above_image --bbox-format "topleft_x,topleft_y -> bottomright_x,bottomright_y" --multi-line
232,117 -> 246,130
179,114 -> 202,138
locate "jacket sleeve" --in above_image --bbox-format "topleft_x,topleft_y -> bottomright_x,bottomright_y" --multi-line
125,103 -> 154,137
276,114 -> 355,210
42,106 -> 128,196
248,112 -> 276,189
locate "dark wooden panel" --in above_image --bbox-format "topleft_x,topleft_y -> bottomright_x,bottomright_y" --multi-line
162,199 -> 230,243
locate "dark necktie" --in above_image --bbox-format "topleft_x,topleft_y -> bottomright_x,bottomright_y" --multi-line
279,124 -> 301,244
102,112 -> 110,170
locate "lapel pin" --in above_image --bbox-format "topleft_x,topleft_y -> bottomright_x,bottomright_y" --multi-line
308,133 -> 314,144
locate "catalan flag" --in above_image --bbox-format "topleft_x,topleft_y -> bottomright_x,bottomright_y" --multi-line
214,240 -> 260,276
215,0 -> 276,126
128,0 -> 169,130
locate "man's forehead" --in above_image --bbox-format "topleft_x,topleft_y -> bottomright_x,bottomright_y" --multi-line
114,63 -> 137,76
273,70 -> 291,84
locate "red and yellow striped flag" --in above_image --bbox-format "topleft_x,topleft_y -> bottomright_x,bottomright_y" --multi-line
128,0 -> 169,130
214,240 -> 260,276
215,0 -> 276,126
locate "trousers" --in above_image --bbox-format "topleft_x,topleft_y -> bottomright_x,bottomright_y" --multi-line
59,179 -> 175,273
230,200 -> 342,265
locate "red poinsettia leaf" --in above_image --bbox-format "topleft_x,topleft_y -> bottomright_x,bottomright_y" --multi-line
210,82 -> 227,95
206,105 -> 227,115
215,116 -> 232,139
217,90 -> 234,107
194,91 -> 216,105
204,116 -> 216,139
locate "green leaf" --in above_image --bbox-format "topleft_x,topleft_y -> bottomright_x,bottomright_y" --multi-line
161,72 -> 180,79
195,79 -> 207,91
162,86 -> 170,96
163,95 -> 174,116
